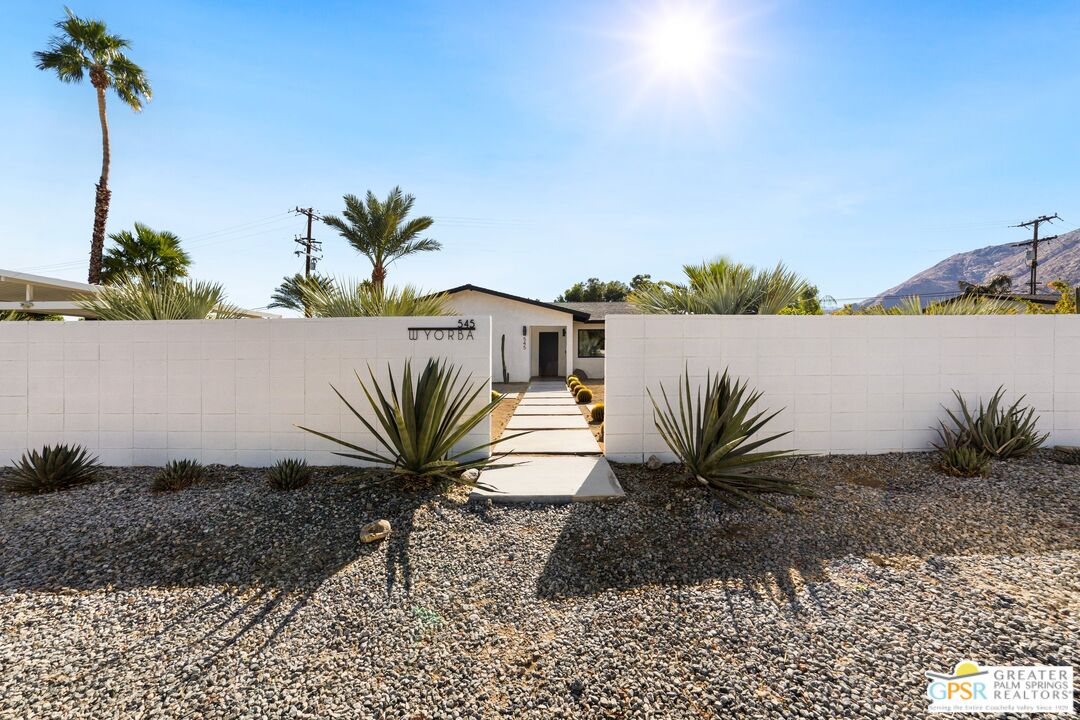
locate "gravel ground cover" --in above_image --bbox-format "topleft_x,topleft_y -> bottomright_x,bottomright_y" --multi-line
1,453 -> 1077,719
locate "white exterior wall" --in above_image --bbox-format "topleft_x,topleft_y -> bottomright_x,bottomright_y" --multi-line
572,322 -> 606,379
604,314 -> 1080,462
447,291 -> 574,382
0,317 -> 491,467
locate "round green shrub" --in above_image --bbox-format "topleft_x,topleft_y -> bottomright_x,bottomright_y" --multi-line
575,387 -> 593,404
590,402 -> 605,423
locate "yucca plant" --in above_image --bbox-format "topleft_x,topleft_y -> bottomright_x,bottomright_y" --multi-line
932,423 -> 991,477
649,368 -> 809,510
266,458 -> 312,490
3,444 -> 101,494
940,387 -> 1048,459
151,458 -> 205,491
77,273 -> 245,320
299,359 -> 525,490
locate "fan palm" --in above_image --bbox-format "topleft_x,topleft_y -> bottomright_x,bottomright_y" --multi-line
855,296 -> 1019,315
100,223 -> 190,284
300,279 -> 454,317
630,258 -> 810,315
322,188 -> 440,291
269,273 -> 335,316
35,8 -> 151,285
77,274 -> 244,320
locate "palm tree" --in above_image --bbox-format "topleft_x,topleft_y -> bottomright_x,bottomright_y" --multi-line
630,258 -> 811,315
100,223 -> 190,284
77,274 -> 244,320
322,188 -> 440,291
35,8 -> 151,285
269,273 -> 335,316
300,279 -> 454,317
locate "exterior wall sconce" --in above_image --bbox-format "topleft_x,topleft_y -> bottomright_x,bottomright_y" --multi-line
562,328 -> 566,337
522,325 -> 527,336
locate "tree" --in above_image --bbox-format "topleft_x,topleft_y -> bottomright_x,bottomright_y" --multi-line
630,274 -> 654,291
35,9 -> 152,285
556,278 -> 631,302
100,223 -> 190,284
630,258 -> 810,315
322,188 -> 439,292
298,280 -> 454,317
959,274 -> 1012,296
1026,280 -> 1077,314
269,273 -> 335,316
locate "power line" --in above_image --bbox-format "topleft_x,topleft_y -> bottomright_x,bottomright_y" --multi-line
292,207 -> 323,279
1010,213 -> 1060,295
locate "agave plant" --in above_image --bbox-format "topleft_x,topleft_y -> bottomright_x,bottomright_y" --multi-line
649,368 -> 809,509
940,387 -> 1048,459
266,457 -> 312,490
630,258 -> 811,315
150,458 -> 205,491
299,359 -> 523,489
77,274 -> 245,320
300,279 -> 454,317
932,423 -> 991,477
3,444 -> 101,494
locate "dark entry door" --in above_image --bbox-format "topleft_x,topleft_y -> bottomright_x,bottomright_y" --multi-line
538,332 -> 559,377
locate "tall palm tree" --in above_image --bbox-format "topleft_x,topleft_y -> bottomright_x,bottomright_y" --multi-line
35,8 -> 152,285
322,188 -> 440,291
100,223 -> 190,284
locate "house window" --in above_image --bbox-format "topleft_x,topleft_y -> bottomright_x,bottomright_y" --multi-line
577,329 -> 605,358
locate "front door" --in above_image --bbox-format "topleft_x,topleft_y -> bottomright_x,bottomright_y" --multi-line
538,332 -> 559,377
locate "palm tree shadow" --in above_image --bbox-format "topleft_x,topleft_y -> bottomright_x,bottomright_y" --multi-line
536,457 -> 1080,603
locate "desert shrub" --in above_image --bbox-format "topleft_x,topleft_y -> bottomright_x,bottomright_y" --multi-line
77,274 -> 244,320
151,459 -> 205,491
299,359 -> 523,490
940,387 -> 1048,459
266,458 -> 312,490
575,387 -> 593,404
2,444 -> 101,494
590,402 -> 605,423
649,368 -> 809,510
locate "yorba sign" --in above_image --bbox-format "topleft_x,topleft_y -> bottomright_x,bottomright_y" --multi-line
408,319 -> 477,342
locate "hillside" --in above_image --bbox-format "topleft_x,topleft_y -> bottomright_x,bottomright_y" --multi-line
865,227 -> 1080,306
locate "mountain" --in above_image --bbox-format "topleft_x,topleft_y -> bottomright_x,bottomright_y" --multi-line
864,227 -> 1080,306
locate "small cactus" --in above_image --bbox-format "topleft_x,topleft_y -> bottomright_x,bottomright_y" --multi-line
590,402 -> 605,424
575,387 -> 593,404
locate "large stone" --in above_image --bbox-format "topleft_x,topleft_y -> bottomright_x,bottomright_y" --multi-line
360,519 -> 392,544
645,454 -> 663,471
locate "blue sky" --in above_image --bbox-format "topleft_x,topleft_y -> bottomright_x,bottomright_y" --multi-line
3,0 -> 1079,310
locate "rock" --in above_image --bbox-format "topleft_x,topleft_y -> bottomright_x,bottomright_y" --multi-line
645,455 -> 663,471
461,468 -> 481,483
359,519 -> 391,543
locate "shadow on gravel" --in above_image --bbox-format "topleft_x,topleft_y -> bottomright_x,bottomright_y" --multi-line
0,466 -> 433,651
536,455 -> 1080,603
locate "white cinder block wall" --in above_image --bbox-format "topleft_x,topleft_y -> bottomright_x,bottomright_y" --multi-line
0,317 -> 492,467
604,314 -> 1080,463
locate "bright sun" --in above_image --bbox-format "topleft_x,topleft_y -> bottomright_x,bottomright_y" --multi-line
645,8 -> 715,79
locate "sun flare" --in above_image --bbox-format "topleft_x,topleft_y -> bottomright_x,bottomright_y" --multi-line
646,9 -> 715,78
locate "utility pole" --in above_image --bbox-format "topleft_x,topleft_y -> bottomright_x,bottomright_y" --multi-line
292,206 -> 323,278
1011,213 -> 1060,296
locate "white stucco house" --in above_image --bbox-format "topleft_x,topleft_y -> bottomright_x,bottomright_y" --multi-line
442,284 -> 638,382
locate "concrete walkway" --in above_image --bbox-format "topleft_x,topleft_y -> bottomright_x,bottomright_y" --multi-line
472,380 -> 624,503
